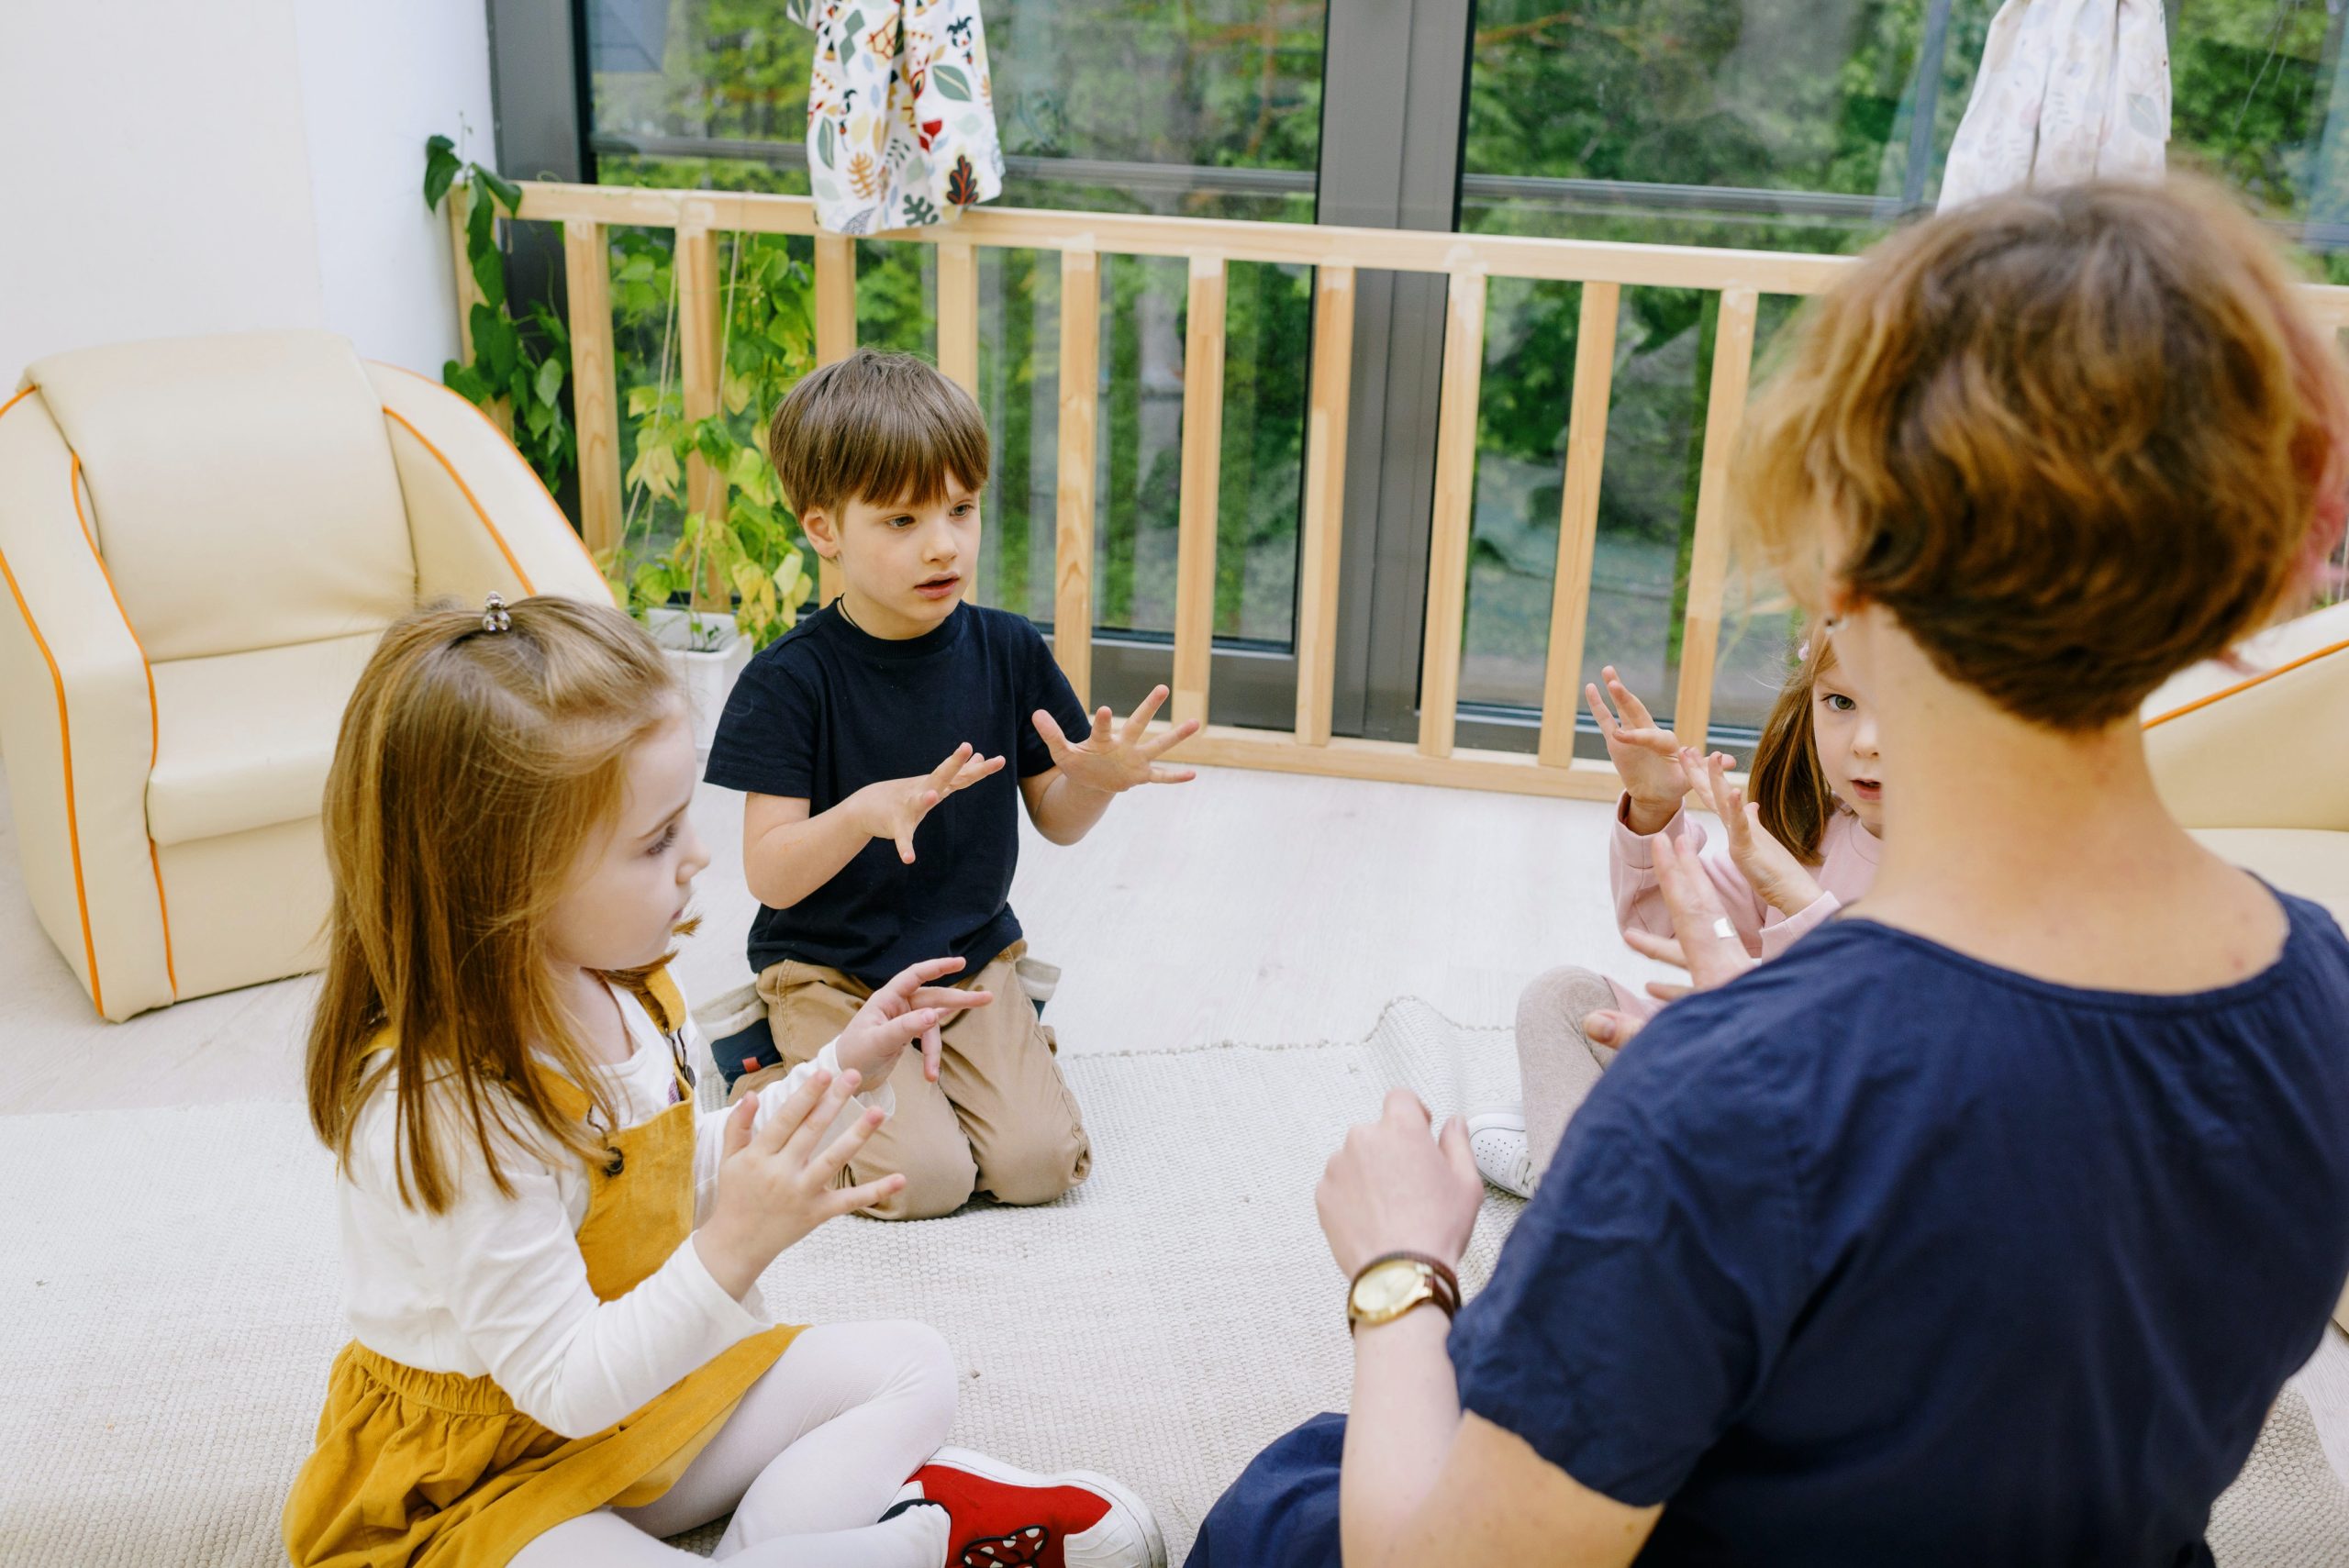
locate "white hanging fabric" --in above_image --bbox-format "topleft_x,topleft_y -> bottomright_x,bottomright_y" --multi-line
788,0 -> 1006,234
1937,0 -> 2171,212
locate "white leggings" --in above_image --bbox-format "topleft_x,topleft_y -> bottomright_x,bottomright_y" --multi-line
509,1320 -> 957,1567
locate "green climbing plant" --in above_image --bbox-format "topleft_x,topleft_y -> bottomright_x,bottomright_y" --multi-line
424,133 -> 574,492
601,229 -> 817,651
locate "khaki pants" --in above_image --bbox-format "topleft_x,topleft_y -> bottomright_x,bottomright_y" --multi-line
737,942 -> 1091,1220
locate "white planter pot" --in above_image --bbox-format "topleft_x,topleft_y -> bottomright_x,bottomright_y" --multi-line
645,607 -> 751,754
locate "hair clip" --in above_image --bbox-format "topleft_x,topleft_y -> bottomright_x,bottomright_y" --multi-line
481,593 -> 512,633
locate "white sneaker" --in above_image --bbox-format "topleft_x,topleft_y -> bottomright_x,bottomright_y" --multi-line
902,1445 -> 1167,1568
1466,1108 -> 1534,1198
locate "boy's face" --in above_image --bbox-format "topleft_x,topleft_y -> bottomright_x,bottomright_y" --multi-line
812,473 -> 982,639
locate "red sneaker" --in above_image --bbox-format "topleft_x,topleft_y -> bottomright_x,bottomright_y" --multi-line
900,1446 -> 1166,1568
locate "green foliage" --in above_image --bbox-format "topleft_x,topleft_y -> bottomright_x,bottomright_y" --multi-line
590,0 -> 1323,639
599,228 -> 818,651
424,135 -> 576,493
581,0 -> 2344,686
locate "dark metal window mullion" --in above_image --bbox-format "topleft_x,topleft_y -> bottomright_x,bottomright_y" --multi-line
1314,0 -> 1478,744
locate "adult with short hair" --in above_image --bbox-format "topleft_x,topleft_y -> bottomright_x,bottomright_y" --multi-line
1189,177 -> 2349,1567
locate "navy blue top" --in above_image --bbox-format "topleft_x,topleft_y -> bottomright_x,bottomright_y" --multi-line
704,601 -> 1087,986
1450,893 -> 2349,1566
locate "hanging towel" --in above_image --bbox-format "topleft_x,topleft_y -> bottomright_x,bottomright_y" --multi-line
789,0 -> 1006,234
1937,0 -> 2171,212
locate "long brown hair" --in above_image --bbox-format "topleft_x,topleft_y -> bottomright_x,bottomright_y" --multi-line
305,596 -> 682,1214
1746,629 -> 1842,865
1734,177 -> 2349,728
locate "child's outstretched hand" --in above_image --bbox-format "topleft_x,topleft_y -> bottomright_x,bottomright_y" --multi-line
1586,666 -> 1690,834
1687,749 -> 1825,920
852,743 -> 1006,864
696,1067 -> 898,1297
1031,684 -> 1201,795
835,956 -> 994,1086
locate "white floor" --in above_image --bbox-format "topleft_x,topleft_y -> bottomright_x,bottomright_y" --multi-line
5,758 -> 2348,1488
0,763 -> 1671,1114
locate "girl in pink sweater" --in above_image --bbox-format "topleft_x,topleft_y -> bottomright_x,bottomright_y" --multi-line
1469,631 -> 1881,1196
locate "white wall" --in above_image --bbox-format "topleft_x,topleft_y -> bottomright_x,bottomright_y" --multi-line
0,1 -> 492,388
295,0 -> 496,380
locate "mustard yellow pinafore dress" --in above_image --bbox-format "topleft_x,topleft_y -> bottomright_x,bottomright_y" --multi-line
282,971 -> 803,1568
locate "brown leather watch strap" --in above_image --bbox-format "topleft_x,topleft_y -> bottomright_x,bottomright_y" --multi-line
1354,1251 -> 1463,1317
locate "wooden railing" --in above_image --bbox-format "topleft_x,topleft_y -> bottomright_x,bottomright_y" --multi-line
473,182 -> 2349,804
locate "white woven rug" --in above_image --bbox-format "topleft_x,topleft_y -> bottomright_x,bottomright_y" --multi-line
1,1000 -> 2342,1565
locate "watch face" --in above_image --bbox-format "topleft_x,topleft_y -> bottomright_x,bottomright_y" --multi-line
1353,1262 -> 1419,1316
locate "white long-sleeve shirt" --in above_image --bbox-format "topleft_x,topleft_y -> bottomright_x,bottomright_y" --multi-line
336,984 -> 890,1439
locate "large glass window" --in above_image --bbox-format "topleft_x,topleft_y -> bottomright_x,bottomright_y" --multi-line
1456,0 -> 2349,749
584,0 -> 1326,673
564,0 -> 2343,743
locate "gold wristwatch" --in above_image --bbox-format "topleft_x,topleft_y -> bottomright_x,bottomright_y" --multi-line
1346,1251 -> 1463,1332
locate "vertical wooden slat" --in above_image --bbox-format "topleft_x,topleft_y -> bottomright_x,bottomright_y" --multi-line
937,241 -> 980,398
676,223 -> 725,607
1172,255 -> 1227,728
936,239 -> 983,606
1416,270 -> 1489,760
1055,249 -> 1101,705
1536,281 -> 1620,768
1669,286 -> 1760,754
449,183 -> 483,364
813,234 -> 858,606
562,220 -> 622,557
1293,264 -> 1355,746
447,182 -> 512,435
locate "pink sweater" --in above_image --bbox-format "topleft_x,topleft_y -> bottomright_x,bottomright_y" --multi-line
1605,794 -> 1881,1018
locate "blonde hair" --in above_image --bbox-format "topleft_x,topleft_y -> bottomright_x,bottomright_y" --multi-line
305,595 -> 683,1214
1747,629 -> 1842,864
1735,177 -> 2349,729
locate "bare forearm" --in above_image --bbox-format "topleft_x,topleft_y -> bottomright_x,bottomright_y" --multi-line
1027,773 -> 1114,845
1339,1309 -> 1462,1568
746,798 -> 874,908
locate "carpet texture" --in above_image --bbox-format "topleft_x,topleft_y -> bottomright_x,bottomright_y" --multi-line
2,1001 -> 2342,1565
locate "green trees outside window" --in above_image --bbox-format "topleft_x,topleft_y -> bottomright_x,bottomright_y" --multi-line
572,0 -> 2345,730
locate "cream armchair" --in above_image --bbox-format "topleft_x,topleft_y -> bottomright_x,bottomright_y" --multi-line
2143,597 -> 2349,1330
0,330 -> 611,1020
2144,596 -> 2349,919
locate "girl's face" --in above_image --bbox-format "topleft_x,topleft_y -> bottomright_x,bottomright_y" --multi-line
546,709 -> 709,973
1811,662 -> 1884,833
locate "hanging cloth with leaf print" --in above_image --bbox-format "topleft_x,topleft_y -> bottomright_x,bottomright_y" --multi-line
1937,0 -> 2170,213
788,0 -> 1004,235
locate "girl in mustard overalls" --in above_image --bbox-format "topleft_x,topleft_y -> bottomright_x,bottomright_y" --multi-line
283,596 -> 1165,1568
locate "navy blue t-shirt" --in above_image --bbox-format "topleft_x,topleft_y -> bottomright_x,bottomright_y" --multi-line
1450,893 -> 2349,1565
703,602 -> 1087,986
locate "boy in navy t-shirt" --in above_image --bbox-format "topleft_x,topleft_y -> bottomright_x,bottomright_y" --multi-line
706,349 -> 1198,1220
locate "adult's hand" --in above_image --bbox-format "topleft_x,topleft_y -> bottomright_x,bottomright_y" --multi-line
1317,1089 -> 1486,1280
1622,828 -> 1759,994
1599,828 -> 1762,1050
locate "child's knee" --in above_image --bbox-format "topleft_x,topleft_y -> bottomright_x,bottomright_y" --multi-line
886,1320 -> 960,1439
974,1124 -> 1090,1207
861,1139 -> 979,1221
1516,965 -> 1614,1046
